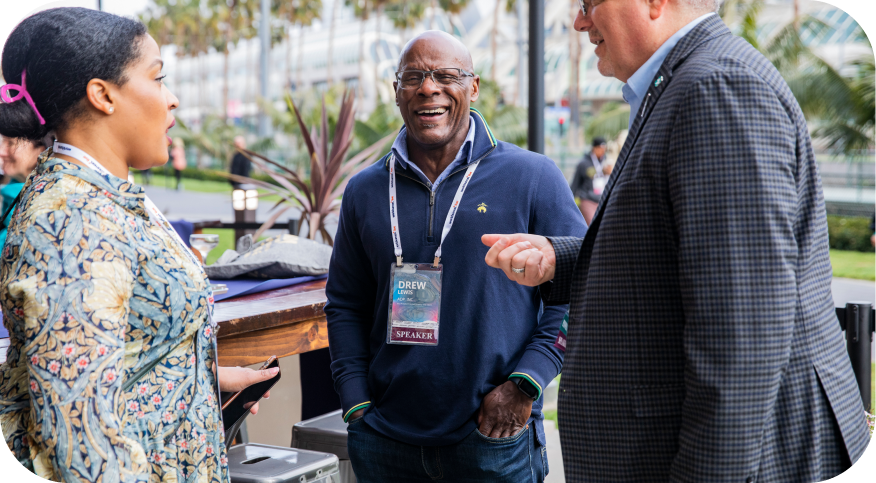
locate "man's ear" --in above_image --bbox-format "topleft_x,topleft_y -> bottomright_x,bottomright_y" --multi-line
647,0 -> 670,20
85,78 -> 116,116
393,81 -> 400,105
470,76 -> 480,103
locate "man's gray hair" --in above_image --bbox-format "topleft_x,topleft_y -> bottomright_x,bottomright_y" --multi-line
683,0 -> 724,13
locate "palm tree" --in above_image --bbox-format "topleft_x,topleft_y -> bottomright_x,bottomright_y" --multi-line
721,0 -> 874,153
372,0 -> 392,87
210,0 -> 256,119
789,57 -> 874,154
276,0 -> 323,90
347,0 -> 372,101
489,0 -> 509,80
438,0 -> 471,36
388,0 -> 428,46
327,0 -> 341,86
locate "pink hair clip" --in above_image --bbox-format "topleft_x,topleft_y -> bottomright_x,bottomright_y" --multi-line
0,70 -> 46,125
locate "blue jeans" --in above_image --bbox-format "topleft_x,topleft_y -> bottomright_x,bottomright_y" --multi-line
347,418 -> 548,482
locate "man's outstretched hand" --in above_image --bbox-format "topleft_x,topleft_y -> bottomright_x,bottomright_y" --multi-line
482,234 -> 555,287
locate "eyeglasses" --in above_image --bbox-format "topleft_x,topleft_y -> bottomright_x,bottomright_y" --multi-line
395,68 -> 475,90
576,0 -> 595,16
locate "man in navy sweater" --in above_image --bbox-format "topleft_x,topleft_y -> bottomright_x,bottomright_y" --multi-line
325,31 -> 586,482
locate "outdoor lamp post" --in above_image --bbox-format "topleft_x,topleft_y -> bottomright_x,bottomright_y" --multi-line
232,185 -> 259,242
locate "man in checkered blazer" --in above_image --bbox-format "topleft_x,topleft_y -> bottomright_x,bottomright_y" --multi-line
483,0 -> 871,481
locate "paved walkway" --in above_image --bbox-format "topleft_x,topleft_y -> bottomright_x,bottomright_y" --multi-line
141,184 -> 298,223
142,184 -> 338,238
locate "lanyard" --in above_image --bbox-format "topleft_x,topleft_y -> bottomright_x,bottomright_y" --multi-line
53,142 -> 198,264
53,141 -> 223,423
590,153 -> 605,177
388,154 -> 479,267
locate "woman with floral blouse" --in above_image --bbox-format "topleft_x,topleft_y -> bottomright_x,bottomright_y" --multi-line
0,8 -> 275,482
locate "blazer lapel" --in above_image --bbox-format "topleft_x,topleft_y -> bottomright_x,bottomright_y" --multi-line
583,16 -> 732,244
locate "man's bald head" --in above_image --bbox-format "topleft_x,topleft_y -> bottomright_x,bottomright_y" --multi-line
397,30 -> 473,73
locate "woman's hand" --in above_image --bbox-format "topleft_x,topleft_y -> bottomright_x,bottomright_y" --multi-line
217,365 -> 279,415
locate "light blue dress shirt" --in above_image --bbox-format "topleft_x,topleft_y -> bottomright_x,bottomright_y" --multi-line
622,12 -> 715,130
390,114 -> 477,191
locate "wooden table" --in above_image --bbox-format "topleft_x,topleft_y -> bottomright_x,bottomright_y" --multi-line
213,279 -> 328,367
0,279 -> 328,367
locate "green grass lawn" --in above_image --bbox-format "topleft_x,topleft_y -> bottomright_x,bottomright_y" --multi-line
830,250 -> 875,281
133,173 -> 232,193
201,228 -> 236,265
132,172 -> 283,203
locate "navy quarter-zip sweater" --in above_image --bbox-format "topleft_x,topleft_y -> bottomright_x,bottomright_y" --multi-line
325,110 -> 587,447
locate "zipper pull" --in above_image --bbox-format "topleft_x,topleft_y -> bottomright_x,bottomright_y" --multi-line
430,190 -> 435,206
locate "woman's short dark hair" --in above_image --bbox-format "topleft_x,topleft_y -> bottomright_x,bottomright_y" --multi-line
0,8 -> 147,142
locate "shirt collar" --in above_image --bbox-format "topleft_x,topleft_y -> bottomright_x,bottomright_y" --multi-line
623,12 -> 715,126
38,150 -> 149,217
391,114 -> 477,190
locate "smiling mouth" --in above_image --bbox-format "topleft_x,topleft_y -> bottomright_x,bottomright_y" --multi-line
416,107 -> 448,123
591,39 -> 605,46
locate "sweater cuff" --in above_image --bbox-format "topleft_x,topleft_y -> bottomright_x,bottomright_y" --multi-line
508,349 -> 561,401
338,376 -> 371,422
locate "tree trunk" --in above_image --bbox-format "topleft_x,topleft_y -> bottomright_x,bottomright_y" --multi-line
516,0 -> 525,106
793,0 -> 800,30
223,46 -> 230,119
374,5 -> 383,89
286,26 -> 293,90
296,26 -> 305,90
569,0 -> 581,142
491,0 -> 500,80
357,4 -> 368,102
247,39 -> 255,105
327,0 -> 340,87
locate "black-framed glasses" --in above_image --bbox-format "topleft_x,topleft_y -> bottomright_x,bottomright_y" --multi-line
395,68 -> 475,90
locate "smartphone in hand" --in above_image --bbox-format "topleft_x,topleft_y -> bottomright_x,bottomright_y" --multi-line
222,356 -> 281,446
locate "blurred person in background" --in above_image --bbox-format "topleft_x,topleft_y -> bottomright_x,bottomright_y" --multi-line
0,134 -> 51,246
0,8 -> 274,482
229,135 -> 250,189
569,136 -> 609,224
171,136 -> 186,190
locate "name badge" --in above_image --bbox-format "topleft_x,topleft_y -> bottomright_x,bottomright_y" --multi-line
592,177 -> 607,195
387,263 -> 442,345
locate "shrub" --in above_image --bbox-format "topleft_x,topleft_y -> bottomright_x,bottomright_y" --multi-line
827,215 -> 874,252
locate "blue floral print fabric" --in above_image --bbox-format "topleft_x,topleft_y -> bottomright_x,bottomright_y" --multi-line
0,151 -> 228,482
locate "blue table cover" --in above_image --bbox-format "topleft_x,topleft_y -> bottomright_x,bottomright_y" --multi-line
211,274 -> 327,302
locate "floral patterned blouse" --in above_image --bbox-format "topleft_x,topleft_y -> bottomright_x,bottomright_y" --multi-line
0,151 -> 228,482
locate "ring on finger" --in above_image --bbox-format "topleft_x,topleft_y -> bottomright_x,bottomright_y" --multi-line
511,267 -> 525,274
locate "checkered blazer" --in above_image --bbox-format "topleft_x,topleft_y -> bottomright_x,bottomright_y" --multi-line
543,16 -> 871,482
